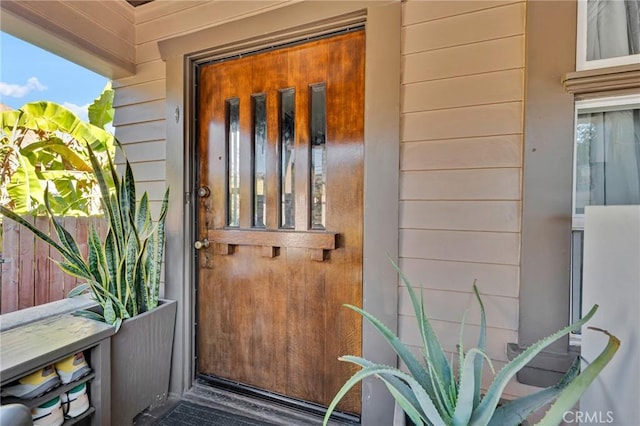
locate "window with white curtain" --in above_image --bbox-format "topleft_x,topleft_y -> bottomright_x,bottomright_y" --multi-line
571,95 -> 640,325
576,0 -> 640,70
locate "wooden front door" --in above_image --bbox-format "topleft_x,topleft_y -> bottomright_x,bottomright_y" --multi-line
195,31 -> 365,415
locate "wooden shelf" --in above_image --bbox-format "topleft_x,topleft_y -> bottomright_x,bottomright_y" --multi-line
208,229 -> 338,261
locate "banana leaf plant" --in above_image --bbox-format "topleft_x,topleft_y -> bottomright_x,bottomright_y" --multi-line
324,267 -> 619,426
0,139 -> 169,332
0,89 -> 114,216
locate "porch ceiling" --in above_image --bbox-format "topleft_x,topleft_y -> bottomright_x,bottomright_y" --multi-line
0,0 -> 137,79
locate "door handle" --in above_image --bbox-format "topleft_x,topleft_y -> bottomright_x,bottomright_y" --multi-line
194,239 -> 210,250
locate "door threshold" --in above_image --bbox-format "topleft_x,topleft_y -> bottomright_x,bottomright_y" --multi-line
187,377 -> 359,425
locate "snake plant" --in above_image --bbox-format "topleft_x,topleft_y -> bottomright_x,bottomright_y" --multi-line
323,267 -> 619,426
0,139 -> 169,332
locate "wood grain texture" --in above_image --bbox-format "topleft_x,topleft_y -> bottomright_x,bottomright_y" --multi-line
208,229 -> 337,250
1,219 -> 19,314
18,216 -> 35,309
1,217 -> 107,313
197,31 -> 364,414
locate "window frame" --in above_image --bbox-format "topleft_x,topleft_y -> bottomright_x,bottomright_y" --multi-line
576,0 -> 640,71
572,94 -> 640,224
570,94 -> 640,327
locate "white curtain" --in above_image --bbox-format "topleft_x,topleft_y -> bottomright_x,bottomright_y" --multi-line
587,0 -> 640,60
579,109 -> 640,210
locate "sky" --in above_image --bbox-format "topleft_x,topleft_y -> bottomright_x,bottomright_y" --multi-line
0,31 -> 109,122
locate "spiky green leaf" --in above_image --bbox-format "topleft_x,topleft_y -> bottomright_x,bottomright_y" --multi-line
469,304 -> 599,426
104,299 -> 116,325
67,283 -> 91,298
488,357 -> 581,426
536,328 -> 620,426
73,310 -> 105,322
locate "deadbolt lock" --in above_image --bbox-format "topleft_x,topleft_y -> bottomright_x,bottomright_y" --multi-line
198,186 -> 211,198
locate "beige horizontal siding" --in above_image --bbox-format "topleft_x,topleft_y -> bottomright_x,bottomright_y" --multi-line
135,1 -> 288,45
136,40 -> 161,65
113,99 -> 165,126
400,229 -> 521,265
399,288 -> 518,330
400,200 -> 520,232
400,169 -> 521,201
402,2 -> 525,54
113,80 -> 165,107
403,0 -> 520,26
113,61 -> 165,88
129,160 -> 166,183
403,36 -> 524,83
118,140 -> 166,163
402,69 -> 524,113
115,121 -> 166,144
402,102 -> 523,142
398,258 -> 519,298
135,180 -> 170,201
401,135 -> 522,171
400,0 -> 524,382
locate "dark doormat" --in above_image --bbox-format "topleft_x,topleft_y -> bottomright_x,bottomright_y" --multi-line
157,400 -> 279,426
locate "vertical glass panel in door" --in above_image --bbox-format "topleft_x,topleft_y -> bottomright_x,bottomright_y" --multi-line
280,89 -> 295,229
227,98 -> 240,227
586,0 -> 639,61
310,84 -> 327,230
575,106 -> 640,215
253,94 -> 267,228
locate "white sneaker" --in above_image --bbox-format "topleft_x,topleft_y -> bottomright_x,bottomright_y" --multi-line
54,352 -> 91,385
60,383 -> 90,418
31,396 -> 64,426
1,365 -> 61,399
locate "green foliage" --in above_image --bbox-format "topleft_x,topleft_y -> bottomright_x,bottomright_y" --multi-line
88,82 -> 115,130
0,139 -> 169,330
0,85 -> 114,216
323,266 -> 620,426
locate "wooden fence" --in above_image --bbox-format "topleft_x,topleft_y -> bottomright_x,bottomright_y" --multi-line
0,216 -> 106,314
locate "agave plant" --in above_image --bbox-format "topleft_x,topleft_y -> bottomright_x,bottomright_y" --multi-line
0,139 -> 169,332
324,267 -> 619,426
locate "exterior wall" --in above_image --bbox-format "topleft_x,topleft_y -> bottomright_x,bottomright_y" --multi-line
399,0 -> 533,398
112,0 -> 538,399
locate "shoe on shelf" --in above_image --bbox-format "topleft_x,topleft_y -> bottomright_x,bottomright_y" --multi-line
61,382 -> 90,418
54,352 -> 91,384
31,396 -> 64,426
0,365 -> 61,399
